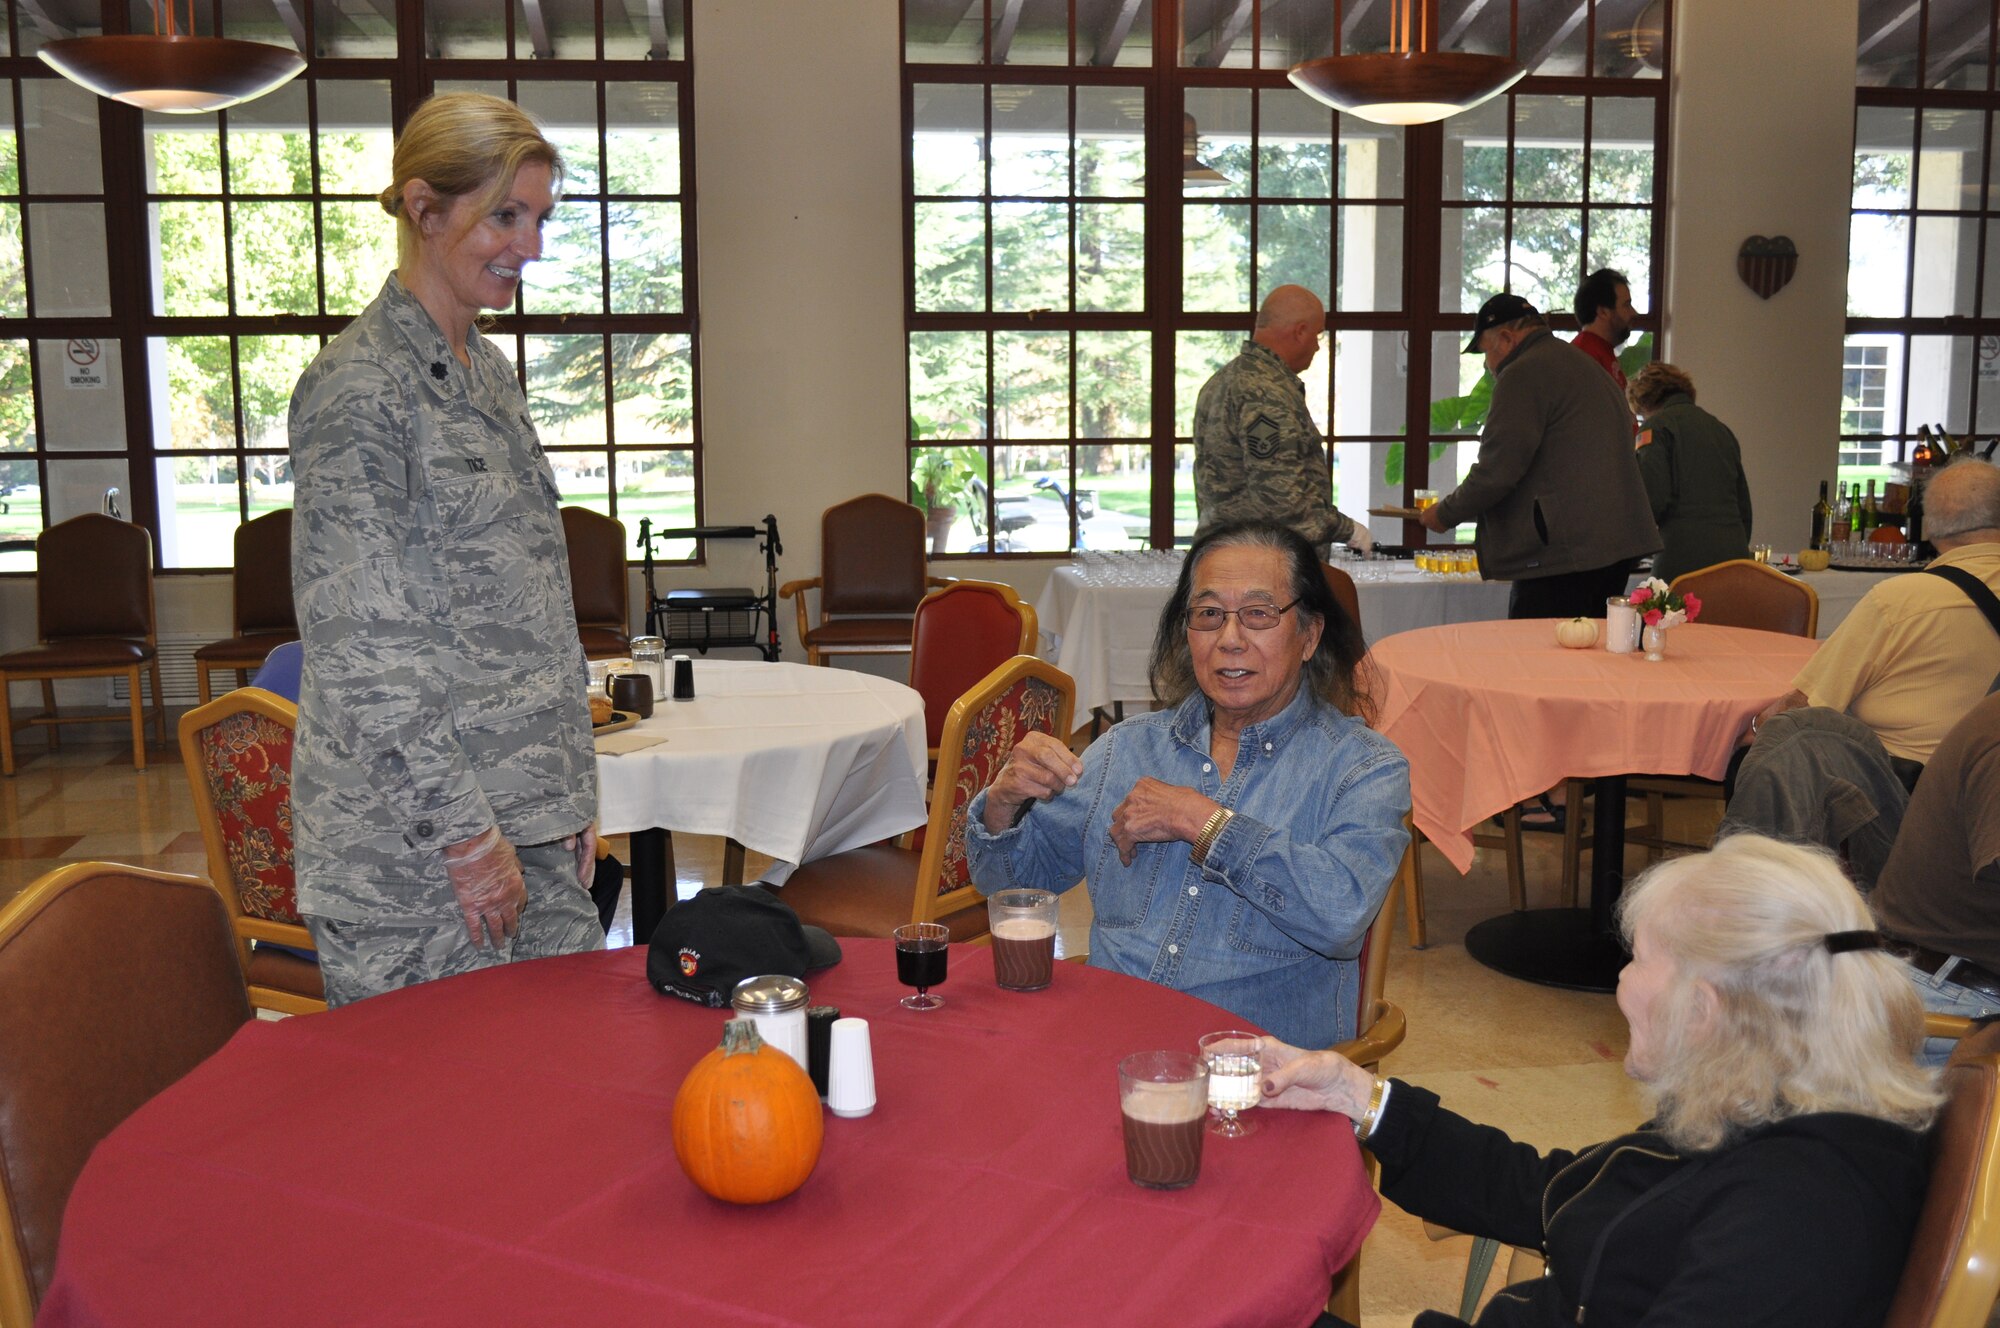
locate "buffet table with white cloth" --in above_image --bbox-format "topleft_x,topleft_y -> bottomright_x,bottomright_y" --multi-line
595,659 -> 929,940
1037,554 -> 1510,718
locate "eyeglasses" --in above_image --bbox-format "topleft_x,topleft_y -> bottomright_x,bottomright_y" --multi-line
1187,600 -> 1299,631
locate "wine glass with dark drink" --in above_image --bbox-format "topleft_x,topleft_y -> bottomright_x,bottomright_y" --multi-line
893,922 -> 949,1011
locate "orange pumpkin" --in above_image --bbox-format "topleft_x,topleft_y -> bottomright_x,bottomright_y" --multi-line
672,1018 -> 824,1204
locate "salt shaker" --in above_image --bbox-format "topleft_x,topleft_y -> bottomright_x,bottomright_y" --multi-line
730,975 -> 809,1070
1605,596 -> 1638,655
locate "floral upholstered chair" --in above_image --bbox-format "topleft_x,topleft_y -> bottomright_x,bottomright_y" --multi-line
178,687 -> 325,1015
777,655 -> 1075,942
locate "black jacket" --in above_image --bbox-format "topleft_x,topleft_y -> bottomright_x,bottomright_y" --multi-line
1369,1081 -> 1928,1328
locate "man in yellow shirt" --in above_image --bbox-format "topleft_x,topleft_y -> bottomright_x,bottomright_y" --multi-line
1760,458 -> 2000,767
1720,460 -> 2000,888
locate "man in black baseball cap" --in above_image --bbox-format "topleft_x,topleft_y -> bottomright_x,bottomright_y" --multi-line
1419,289 -> 1659,622
647,884 -> 842,1007
1463,292 -> 1538,354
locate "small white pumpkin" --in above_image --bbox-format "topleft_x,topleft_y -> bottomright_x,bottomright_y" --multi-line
1555,616 -> 1599,649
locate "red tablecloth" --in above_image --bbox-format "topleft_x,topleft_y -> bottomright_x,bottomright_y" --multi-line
40,943 -> 1377,1328
1372,620 -> 1819,871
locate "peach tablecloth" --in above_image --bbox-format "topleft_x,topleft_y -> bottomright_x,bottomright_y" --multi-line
1371,620 -> 1819,872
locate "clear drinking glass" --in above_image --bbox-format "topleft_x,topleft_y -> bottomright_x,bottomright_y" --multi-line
1198,1030 -> 1263,1138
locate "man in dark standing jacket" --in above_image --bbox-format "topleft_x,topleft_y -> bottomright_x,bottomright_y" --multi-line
1421,294 -> 1660,619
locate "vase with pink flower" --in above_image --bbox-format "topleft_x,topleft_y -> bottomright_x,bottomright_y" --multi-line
1626,577 -> 1702,661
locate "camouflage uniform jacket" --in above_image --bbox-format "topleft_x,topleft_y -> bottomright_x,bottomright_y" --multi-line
1193,340 -> 1357,552
288,274 -> 597,922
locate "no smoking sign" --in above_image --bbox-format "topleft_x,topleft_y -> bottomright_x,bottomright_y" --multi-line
64,338 -> 104,390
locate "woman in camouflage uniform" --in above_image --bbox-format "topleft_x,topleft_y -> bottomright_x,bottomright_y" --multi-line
287,93 -> 604,1006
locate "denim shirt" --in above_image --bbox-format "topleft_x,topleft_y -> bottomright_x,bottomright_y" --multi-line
966,686 -> 1410,1048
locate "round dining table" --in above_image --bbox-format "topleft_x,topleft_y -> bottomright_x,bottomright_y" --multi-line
1370,619 -> 1820,991
595,659 -> 930,940
40,943 -> 1378,1328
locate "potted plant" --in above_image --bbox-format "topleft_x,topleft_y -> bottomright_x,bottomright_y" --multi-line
910,445 -> 979,555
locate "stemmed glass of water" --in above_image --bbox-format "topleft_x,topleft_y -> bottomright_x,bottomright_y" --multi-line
1199,1029 -> 1263,1138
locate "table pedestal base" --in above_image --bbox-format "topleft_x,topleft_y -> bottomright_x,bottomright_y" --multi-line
1463,909 -> 1627,993
626,829 -> 752,945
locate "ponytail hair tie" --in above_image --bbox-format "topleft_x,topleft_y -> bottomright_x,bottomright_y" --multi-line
1822,930 -> 1884,954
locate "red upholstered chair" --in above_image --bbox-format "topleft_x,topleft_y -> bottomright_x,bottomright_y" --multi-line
178,688 -> 325,1015
561,506 -> 633,661
0,862 -> 251,1324
908,580 -> 1038,762
0,514 -> 165,777
777,655 -> 1075,942
1884,1023 -> 2000,1328
193,509 -> 299,704
779,494 -> 950,667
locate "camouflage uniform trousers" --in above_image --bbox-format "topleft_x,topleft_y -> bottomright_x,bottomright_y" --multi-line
304,840 -> 605,1007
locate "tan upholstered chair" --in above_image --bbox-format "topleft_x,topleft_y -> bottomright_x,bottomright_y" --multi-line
178,688 -> 325,1015
1561,558 -> 1822,874
780,494 -> 950,667
1885,1023 -> 2000,1328
192,509 -> 299,704
778,655 -> 1074,942
0,862 -> 251,1325
908,580 -> 1038,762
561,506 -> 632,660
0,514 -> 165,776
1669,557 -> 1820,637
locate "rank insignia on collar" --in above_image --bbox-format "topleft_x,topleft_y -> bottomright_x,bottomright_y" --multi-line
430,362 -> 448,381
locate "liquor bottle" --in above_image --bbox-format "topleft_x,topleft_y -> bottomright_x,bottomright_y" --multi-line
1831,481 -> 1852,543
1860,479 -> 1879,535
1913,427 -> 1935,470
1810,480 -> 1831,551
1908,475 -> 1927,551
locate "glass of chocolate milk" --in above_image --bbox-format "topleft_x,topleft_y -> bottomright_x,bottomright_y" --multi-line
1117,1051 -> 1209,1190
987,888 -> 1059,991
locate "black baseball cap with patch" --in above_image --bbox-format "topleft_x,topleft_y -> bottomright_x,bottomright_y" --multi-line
646,885 -> 843,1007
1464,293 -> 1539,353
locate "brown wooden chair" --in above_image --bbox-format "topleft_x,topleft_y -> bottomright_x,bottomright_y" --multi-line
778,655 -> 1075,942
1885,1023 -> 2000,1328
1318,560 -> 1362,633
178,688 -> 325,1016
0,862 -> 251,1325
192,509 -> 299,704
0,514 -> 165,777
779,494 -> 950,667
561,506 -> 632,661
1325,836 -> 1415,1323
909,580 -> 1038,763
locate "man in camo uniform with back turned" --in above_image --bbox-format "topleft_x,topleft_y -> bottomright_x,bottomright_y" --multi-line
1193,284 -> 1373,560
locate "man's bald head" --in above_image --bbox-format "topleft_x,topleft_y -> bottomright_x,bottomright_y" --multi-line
1252,285 -> 1326,373
1925,458 -> 2000,550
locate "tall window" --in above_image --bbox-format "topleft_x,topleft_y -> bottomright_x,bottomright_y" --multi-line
1845,0 -> 2000,491
0,0 -> 696,573
903,0 -> 1671,556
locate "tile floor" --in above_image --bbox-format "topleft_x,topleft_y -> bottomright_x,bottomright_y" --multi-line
1,723 -> 1674,1327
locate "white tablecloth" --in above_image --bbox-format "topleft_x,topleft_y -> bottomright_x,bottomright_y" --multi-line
594,660 -> 928,882
1036,557 -> 1511,717
1793,566 -> 1899,638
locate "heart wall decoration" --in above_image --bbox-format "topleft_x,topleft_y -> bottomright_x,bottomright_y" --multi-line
1737,235 -> 1798,300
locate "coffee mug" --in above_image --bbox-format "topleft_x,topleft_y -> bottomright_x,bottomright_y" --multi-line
609,672 -> 654,718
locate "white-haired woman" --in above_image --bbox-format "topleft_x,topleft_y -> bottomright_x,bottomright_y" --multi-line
289,92 -> 603,1005
1269,834 -> 1939,1328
